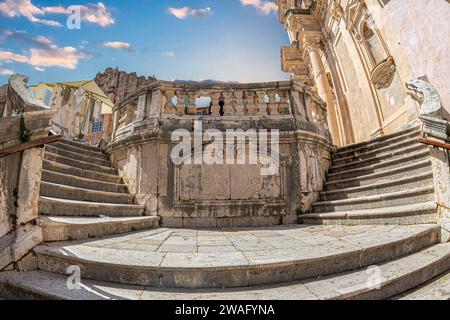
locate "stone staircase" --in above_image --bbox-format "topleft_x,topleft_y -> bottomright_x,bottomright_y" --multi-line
303,127 -> 439,225
37,139 -> 159,242
0,130 -> 448,300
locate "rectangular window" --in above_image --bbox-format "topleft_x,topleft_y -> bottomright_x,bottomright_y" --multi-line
92,121 -> 103,133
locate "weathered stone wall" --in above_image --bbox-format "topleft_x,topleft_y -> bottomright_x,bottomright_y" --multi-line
94,67 -> 157,104
0,75 -> 54,271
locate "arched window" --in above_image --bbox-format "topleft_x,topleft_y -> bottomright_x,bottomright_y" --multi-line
362,21 -> 386,66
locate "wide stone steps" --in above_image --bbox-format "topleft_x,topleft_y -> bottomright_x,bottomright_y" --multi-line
327,149 -> 430,182
44,152 -> 117,175
303,202 -> 438,225
319,171 -> 434,201
312,186 -> 434,213
42,169 -> 128,194
39,197 -> 145,218
38,216 -> 160,242
57,139 -> 106,153
393,271 -> 450,300
43,160 -> 122,184
45,144 -> 111,167
31,224 -> 440,289
40,181 -> 134,204
52,141 -> 109,160
325,159 -> 432,191
332,136 -> 425,166
334,128 -> 420,158
328,143 -> 427,174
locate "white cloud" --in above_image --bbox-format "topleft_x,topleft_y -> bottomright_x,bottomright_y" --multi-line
0,37 -> 90,70
0,0 -> 62,26
0,0 -> 114,27
43,2 -> 115,27
99,41 -> 133,52
0,68 -> 14,76
240,0 -> 278,15
168,6 -> 211,19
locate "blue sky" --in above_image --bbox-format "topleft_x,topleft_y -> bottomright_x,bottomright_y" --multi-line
0,0 -> 290,85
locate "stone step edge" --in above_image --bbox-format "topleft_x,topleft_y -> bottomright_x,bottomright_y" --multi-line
45,152 -> 117,174
1,242 -> 448,300
391,271 -> 450,300
34,225 -> 440,288
41,169 -> 128,192
38,216 -> 160,242
325,159 -> 432,188
39,196 -> 145,210
46,144 -> 111,166
313,185 -> 434,207
52,141 -> 108,158
336,127 -> 420,155
333,136 -> 423,165
43,160 -> 122,183
59,139 -> 104,153
330,143 -> 426,172
40,181 -> 133,200
304,202 -> 437,220
321,171 -> 434,197
327,149 -> 430,179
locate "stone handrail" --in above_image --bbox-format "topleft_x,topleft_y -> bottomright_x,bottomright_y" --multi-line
3,74 -> 51,117
406,78 -> 450,141
111,79 -> 330,143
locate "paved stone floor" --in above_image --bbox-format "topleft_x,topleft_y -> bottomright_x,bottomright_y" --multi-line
40,224 -> 436,268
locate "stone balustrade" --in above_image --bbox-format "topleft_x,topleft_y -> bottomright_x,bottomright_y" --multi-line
111,80 -> 330,142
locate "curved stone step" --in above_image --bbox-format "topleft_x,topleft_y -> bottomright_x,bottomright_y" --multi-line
39,196 -> 145,217
335,128 -> 420,158
38,216 -> 160,242
32,224 -> 439,288
303,202 -> 438,225
325,159 -> 432,191
52,141 -> 109,160
58,139 -> 104,153
393,271 -> 450,300
45,145 -> 111,167
42,169 -> 128,194
312,186 -> 434,213
329,143 -> 427,174
44,152 -> 117,175
40,182 -> 135,204
327,149 -> 430,182
320,171 -> 434,201
2,243 -> 448,300
43,160 -> 122,184
332,137 -> 426,166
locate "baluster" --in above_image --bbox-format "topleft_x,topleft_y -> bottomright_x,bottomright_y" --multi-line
233,91 -> 245,116
188,92 -> 197,115
210,92 -> 221,116
176,91 -> 186,115
222,92 -> 233,116
162,89 -> 175,115
267,91 -> 278,115
256,90 -> 268,116
246,91 -> 257,116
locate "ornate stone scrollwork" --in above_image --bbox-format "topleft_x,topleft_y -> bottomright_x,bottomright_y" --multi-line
370,56 -> 396,89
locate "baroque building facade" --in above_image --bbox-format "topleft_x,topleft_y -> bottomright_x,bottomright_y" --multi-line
277,0 -> 450,146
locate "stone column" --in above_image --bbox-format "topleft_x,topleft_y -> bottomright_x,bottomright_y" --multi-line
162,89 -> 175,115
256,91 -> 268,116
303,34 -> 340,144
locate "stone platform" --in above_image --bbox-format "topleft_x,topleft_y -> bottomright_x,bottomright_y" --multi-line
32,224 -> 445,289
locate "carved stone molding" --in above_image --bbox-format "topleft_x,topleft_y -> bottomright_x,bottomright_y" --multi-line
370,56 -> 396,89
